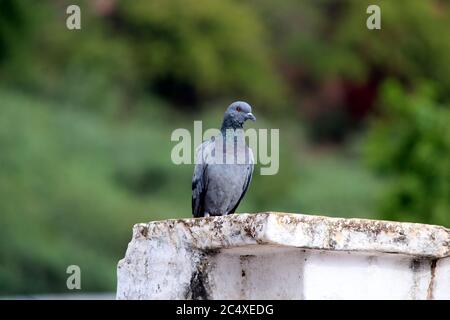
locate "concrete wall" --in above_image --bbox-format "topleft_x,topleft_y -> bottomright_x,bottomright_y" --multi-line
116,213 -> 450,300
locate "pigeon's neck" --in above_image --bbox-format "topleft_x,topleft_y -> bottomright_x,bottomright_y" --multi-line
220,117 -> 243,134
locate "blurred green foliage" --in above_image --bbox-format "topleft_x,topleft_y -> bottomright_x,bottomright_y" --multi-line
115,0 -> 284,108
253,0 -> 450,140
0,89 -> 188,293
0,88 -> 382,294
366,80 -> 450,226
0,0 -> 449,294
0,0 -> 284,113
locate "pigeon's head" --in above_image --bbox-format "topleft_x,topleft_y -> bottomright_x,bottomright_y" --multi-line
221,101 -> 256,130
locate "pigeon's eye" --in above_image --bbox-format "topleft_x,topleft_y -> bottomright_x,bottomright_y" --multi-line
236,106 -> 242,112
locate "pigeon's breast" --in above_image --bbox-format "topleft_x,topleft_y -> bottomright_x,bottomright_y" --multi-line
206,136 -> 252,164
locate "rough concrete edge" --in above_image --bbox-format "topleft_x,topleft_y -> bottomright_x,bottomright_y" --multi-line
263,212 -> 450,258
127,212 -> 450,258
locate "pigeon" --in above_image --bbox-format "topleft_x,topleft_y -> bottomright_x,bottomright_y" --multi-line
192,101 -> 256,217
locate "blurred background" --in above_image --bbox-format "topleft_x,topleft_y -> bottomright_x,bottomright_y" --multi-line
0,0 -> 449,296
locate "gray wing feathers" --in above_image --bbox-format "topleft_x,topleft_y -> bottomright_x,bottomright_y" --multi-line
192,140 -> 211,217
229,149 -> 254,214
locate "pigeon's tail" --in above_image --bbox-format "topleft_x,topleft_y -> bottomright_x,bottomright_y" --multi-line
192,177 -> 206,218
192,196 -> 204,218
192,151 -> 209,217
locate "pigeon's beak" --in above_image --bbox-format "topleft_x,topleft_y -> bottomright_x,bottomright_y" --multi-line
246,112 -> 256,121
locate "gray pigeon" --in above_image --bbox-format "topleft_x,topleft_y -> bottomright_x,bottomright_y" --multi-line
192,101 -> 256,217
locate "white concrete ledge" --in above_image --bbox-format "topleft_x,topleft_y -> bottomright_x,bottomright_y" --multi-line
117,212 -> 450,300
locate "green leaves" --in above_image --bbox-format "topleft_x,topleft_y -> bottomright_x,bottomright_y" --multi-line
366,80 -> 450,226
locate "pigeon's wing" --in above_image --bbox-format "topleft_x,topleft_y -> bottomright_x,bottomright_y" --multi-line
192,140 -> 213,217
229,148 -> 254,214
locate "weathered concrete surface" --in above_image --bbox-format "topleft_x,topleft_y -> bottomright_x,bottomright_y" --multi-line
117,212 -> 450,300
